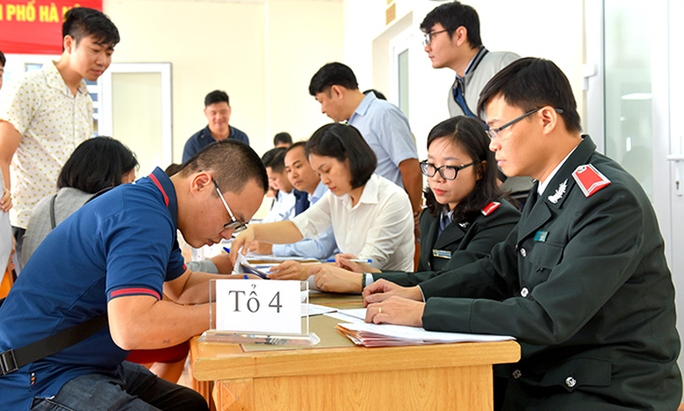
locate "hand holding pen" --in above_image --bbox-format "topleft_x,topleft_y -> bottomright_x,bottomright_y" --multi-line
331,253 -> 375,273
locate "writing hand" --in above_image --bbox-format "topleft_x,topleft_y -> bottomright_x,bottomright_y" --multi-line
311,265 -> 362,293
248,241 -> 273,255
335,253 -> 377,273
229,227 -> 256,264
268,260 -> 315,281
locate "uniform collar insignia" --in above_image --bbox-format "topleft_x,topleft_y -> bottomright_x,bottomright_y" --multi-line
547,179 -> 568,204
572,164 -> 611,197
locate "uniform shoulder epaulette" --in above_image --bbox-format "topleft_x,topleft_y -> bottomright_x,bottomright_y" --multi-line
481,201 -> 501,216
572,164 -> 611,197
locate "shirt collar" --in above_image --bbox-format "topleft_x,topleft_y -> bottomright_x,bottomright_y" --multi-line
44,60 -> 88,96
357,174 -> 380,205
351,91 -> 376,120
310,181 -> 328,203
537,146 -> 578,196
147,167 -> 179,229
341,174 -> 380,207
455,46 -> 488,81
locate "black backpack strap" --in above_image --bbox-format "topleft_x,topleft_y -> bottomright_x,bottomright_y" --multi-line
0,313 -> 108,376
49,193 -> 58,230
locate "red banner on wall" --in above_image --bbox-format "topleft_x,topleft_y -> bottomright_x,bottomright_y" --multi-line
0,1 -> 103,54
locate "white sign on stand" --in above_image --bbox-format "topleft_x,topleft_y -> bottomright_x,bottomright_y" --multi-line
215,279 -> 301,334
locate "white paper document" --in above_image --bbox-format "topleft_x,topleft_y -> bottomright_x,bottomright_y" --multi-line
336,321 -> 515,347
301,303 -> 338,317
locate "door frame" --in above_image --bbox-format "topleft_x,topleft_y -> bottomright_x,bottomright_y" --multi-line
98,63 -> 173,166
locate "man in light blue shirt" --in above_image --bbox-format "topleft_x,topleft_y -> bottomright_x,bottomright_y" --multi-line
308,62 -> 422,215
251,142 -> 338,259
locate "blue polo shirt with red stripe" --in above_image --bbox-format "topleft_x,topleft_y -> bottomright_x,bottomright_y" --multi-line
0,167 -> 186,410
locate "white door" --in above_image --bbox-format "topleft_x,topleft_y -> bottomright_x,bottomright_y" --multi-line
585,0 -> 684,369
99,63 -> 173,177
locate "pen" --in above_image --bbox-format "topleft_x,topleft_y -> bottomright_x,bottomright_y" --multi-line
326,258 -> 373,263
223,247 -> 230,253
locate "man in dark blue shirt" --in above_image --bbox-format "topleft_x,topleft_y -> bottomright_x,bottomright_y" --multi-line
182,90 -> 249,162
0,140 -> 268,410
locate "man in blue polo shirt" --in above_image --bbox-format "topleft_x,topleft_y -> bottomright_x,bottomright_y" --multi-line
0,140 -> 267,410
182,90 -> 250,162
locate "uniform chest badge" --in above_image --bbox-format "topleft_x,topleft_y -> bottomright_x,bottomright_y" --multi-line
432,249 -> 452,260
547,179 -> 567,204
572,164 -> 611,197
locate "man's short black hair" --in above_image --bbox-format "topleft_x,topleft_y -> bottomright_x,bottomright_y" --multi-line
205,90 -> 229,107
262,147 -> 287,173
0,50 -> 5,66
477,57 -> 582,134
305,123 -> 376,189
273,132 -> 293,146
419,1 -> 482,49
181,139 -> 268,196
308,62 -> 359,96
63,7 -> 120,47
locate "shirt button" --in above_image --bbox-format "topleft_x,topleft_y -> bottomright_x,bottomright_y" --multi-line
521,287 -> 529,298
520,248 -> 527,257
565,376 -> 577,388
512,369 -> 522,379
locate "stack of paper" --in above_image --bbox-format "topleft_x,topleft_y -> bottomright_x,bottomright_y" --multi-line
336,322 -> 514,348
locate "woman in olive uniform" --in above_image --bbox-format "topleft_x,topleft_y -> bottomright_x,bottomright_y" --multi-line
311,115 -> 520,293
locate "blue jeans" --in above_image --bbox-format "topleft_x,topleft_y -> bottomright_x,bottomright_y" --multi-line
31,361 -> 207,411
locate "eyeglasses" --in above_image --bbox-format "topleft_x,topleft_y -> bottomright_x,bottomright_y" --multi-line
212,179 -> 248,233
420,160 -> 475,180
422,29 -> 448,46
487,107 -> 564,141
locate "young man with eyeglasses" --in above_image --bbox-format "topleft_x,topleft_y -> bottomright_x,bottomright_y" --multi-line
0,140 -> 268,410
362,58 -> 682,410
420,1 -> 532,204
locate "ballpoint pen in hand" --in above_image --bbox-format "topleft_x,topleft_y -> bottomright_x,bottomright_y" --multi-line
326,258 -> 373,263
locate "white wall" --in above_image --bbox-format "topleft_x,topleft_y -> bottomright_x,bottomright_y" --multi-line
342,0 -> 584,160
102,0 -> 583,165
103,0 -> 344,164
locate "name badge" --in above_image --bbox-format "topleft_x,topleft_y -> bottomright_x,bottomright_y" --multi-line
534,230 -> 549,242
432,249 -> 452,260
215,279 -> 301,334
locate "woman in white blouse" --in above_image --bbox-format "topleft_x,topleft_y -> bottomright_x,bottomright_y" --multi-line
231,123 -> 415,278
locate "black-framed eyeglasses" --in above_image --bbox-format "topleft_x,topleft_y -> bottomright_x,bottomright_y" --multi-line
422,29 -> 448,46
420,160 -> 474,180
487,107 -> 564,141
212,179 -> 248,233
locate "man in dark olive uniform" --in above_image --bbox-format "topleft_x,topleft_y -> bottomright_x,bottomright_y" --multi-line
362,58 -> 682,411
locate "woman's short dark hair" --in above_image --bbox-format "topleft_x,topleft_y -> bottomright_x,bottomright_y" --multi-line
424,116 -> 505,220
57,137 -> 138,193
305,123 -> 376,189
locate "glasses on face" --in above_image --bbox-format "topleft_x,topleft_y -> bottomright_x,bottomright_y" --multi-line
420,160 -> 475,180
212,179 -> 248,233
422,29 -> 448,47
487,107 -> 564,141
